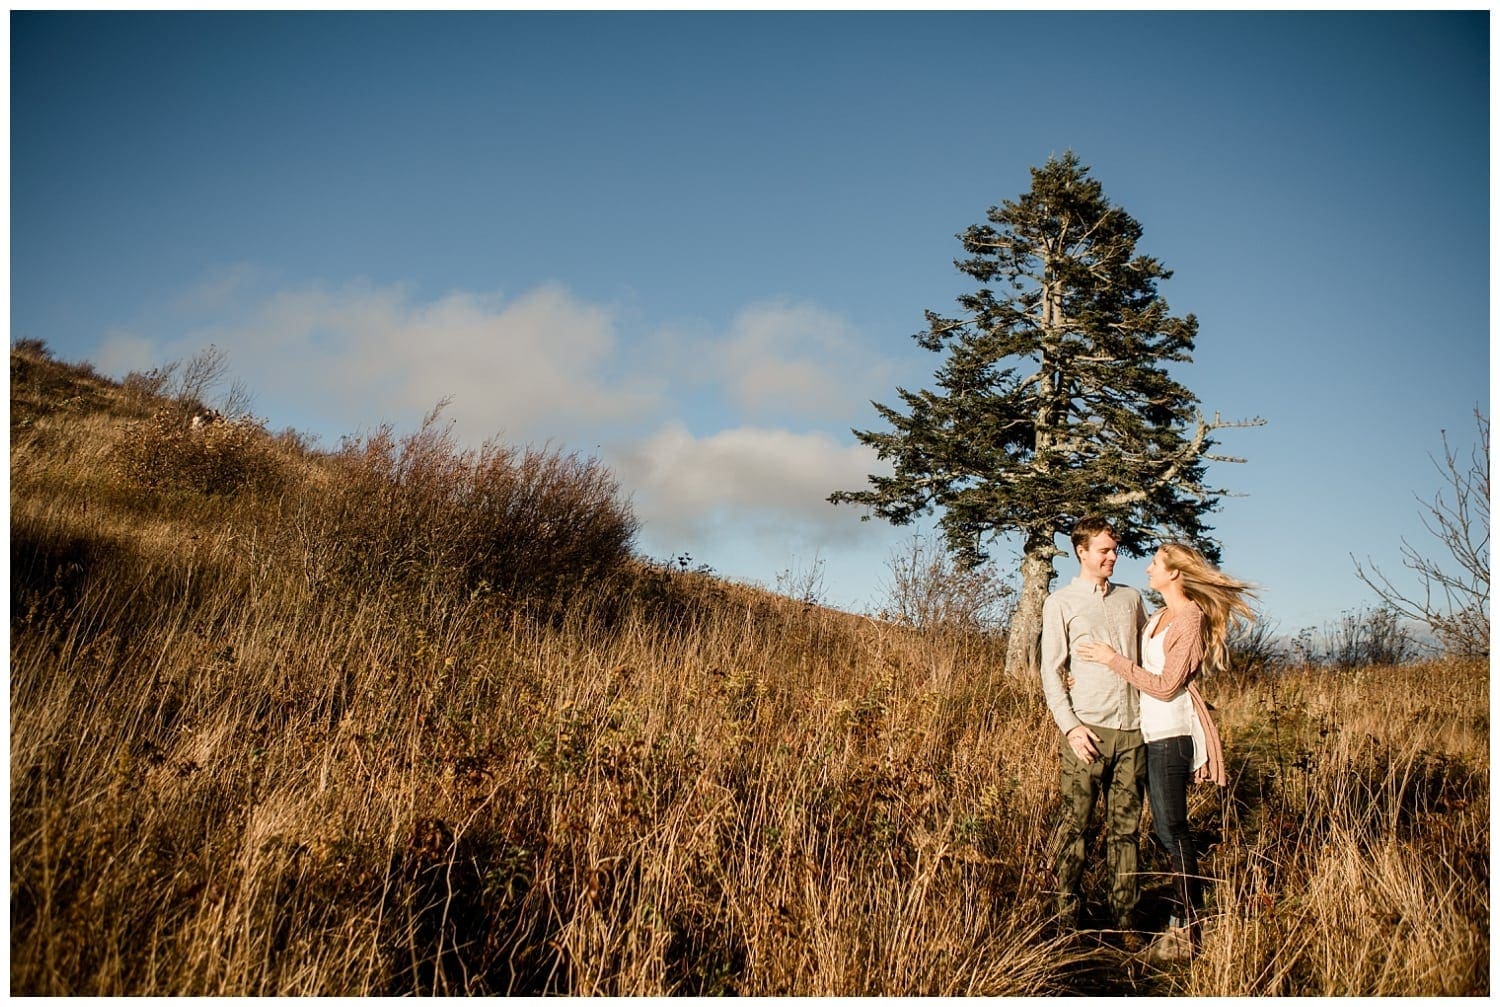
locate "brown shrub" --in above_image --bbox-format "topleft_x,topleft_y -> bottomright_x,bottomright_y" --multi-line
115,407 -> 284,497
284,406 -> 638,609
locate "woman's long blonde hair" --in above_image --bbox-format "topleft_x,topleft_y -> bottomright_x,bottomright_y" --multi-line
1159,542 -> 1257,674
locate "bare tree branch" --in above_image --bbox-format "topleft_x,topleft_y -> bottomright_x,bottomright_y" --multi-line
1104,410 -> 1265,507
1353,409 -> 1489,657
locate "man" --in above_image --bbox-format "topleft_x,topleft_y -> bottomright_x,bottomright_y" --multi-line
1040,515 -> 1148,937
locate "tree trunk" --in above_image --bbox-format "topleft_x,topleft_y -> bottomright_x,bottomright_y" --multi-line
1008,268 -> 1065,681
1004,529 -> 1064,679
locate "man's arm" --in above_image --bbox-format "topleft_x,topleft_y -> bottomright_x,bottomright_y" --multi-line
1039,595 -> 1083,736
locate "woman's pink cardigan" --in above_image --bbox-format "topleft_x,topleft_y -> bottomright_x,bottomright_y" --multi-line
1105,604 -> 1227,787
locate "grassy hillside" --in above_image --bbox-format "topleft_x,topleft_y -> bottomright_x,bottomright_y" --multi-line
10,344 -> 1488,995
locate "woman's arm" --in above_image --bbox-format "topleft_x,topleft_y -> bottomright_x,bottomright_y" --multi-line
1105,609 -> 1206,700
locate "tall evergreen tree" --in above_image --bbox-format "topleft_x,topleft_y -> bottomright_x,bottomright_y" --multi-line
831,153 -> 1260,677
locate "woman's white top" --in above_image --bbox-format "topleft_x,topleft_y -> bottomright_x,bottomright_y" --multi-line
1138,610 -> 1208,772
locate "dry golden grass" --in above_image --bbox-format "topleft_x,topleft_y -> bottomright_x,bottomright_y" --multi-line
1173,659 -> 1489,996
10,346 -> 1489,995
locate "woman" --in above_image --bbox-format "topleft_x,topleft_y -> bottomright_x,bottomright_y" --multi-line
1075,542 -> 1254,964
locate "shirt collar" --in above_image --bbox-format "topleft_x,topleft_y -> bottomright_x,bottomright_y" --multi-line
1071,574 -> 1114,596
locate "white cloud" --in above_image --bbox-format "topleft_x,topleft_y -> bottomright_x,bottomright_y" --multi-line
724,302 -> 858,415
653,300 -> 898,424
99,280 -> 664,446
97,276 -> 912,444
615,421 -> 891,550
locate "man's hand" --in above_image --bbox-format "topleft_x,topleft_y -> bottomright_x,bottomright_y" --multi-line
1066,725 -> 1102,764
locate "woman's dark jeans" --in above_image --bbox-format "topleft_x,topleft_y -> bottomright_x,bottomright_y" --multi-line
1147,734 -> 1200,923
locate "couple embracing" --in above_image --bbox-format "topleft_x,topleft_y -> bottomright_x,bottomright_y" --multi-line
1039,515 -> 1254,963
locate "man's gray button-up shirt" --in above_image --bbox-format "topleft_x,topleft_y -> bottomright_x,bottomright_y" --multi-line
1039,575 -> 1147,735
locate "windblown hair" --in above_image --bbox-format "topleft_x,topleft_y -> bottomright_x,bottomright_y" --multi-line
1159,541 -> 1257,674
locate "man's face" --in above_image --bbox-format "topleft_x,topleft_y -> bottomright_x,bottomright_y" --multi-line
1078,531 -> 1119,583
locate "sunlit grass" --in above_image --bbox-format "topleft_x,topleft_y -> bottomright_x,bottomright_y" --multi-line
10,345 -> 1489,994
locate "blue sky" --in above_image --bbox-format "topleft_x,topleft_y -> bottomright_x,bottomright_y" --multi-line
11,11 -> 1490,637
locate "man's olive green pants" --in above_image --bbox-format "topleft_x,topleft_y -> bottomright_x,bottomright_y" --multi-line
1052,724 -> 1146,927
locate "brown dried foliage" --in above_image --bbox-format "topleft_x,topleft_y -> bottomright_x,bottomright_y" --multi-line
10,347 -> 1489,995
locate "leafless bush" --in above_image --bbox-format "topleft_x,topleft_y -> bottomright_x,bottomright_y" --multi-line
174,344 -> 230,406
1227,611 -> 1284,673
1354,410 -> 1489,657
878,534 -> 1014,635
288,403 -> 638,609
116,406 -> 283,497
13,337 -> 50,357
466,437 -> 638,608
775,551 -> 827,606
1323,605 -> 1418,668
122,363 -> 179,413
123,347 -> 243,418
222,379 -> 256,420
1286,605 -> 1418,669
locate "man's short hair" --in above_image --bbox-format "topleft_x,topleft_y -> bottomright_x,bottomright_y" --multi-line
1070,515 -> 1117,556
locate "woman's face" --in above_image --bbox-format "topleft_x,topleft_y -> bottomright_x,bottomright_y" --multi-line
1146,549 -> 1174,592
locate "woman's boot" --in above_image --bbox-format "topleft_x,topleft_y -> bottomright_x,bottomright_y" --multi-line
1145,916 -> 1194,963
1146,872 -> 1198,963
